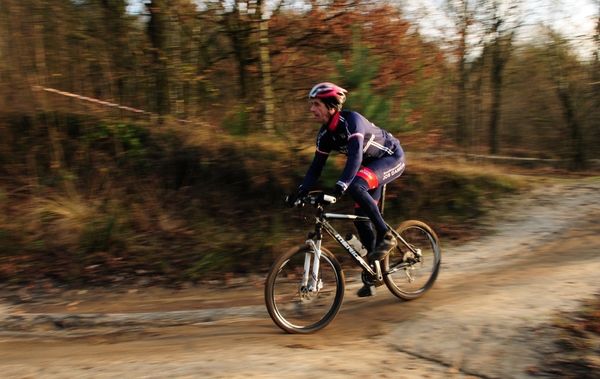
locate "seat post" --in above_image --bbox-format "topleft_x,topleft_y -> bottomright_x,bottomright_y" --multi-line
379,184 -> 386,216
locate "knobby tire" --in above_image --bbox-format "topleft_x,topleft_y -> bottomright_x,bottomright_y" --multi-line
264,245 -> 345,334
383,220 -> 441,300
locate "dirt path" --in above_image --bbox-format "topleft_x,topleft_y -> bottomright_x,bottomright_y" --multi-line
1,178 -> 600,379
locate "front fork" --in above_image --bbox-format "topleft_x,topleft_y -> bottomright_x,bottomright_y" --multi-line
305,236 -> 383,290
304,239 -> 323,292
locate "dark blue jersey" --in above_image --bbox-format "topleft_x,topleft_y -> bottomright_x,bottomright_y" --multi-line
300,110 -> 403,193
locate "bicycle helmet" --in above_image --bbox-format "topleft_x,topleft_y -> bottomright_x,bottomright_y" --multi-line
309,82 -> 347,111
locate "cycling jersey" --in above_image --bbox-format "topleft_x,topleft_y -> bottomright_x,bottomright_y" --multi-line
300,110 -> 403,193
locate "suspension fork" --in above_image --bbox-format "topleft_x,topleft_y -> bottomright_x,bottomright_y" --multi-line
304,238 -> 322,291
302,217 -> 324,292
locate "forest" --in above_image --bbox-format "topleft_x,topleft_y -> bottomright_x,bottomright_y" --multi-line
0,0 -> 598,286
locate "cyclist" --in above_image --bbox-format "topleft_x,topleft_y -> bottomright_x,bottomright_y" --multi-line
287,82 -> 406,297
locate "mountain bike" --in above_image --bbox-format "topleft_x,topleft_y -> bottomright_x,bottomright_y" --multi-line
264,187 -> 441,334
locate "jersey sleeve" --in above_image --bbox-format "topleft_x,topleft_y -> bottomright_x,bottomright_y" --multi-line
299,151 -> 329,192
336,113 -> 365,192
299,129 -> 332,192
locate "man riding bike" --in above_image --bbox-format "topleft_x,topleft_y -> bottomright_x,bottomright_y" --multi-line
287,82 -> 407,297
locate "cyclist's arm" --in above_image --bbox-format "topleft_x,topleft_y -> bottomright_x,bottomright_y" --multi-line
336,114 -> 365,192
299,150 -> 329,193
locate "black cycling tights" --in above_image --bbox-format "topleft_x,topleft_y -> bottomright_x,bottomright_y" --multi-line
347,178 -> 385,253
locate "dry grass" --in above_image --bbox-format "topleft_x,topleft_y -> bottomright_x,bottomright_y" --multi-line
1,114 -> 597,288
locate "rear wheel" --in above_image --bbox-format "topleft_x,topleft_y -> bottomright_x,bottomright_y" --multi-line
264,245 -> 345,334
383,220 -> 441,300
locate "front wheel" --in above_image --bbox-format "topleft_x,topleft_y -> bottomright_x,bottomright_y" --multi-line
383,220 -> 441,300
264,245 -> 345,334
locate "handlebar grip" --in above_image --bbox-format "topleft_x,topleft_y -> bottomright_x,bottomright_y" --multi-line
323,194 -> 337,204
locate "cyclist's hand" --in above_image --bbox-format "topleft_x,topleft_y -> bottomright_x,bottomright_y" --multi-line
316,186 -> 343,206
286,189 -> 308,208
315,191 -> 343,207
332,185 -> 344,200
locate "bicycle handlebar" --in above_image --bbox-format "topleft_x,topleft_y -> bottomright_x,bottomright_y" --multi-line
285,191 -> 337,208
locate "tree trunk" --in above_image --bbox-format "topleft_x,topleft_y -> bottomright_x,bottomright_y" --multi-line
488,30 -> 513,155
257,0 -> 274,133
147,0 -> 170,116
225,7 -> 249,99
592,2 -> 600,161
557,85 -> 585,168
169,8 -> 185,118
448,0 -> 470,148
455,36 -> 468,147
99,0 -> 129,107
34,4 -> 78,199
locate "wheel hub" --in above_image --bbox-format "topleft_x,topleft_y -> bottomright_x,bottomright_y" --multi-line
299,286 -> 319,302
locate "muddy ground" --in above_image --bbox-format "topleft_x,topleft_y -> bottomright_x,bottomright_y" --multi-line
1,178 -> 600,378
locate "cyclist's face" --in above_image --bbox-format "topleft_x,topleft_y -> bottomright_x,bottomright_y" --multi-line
310,99 -> 334,124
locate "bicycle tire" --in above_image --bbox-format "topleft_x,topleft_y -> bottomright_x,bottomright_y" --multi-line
383,220 -> 441,300
264,245 -> 345,334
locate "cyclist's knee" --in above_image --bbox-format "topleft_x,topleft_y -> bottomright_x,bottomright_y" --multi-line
347,177 -> 369,198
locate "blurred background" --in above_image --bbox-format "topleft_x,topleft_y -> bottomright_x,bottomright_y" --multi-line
0,0 -> 598,287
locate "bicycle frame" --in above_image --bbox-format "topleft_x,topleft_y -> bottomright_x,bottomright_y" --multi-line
302,198 -> 422,292
301,206 -> 370,292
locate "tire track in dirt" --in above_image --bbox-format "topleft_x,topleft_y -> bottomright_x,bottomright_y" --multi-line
381,180 -> 600,378
1,179 -> 600,379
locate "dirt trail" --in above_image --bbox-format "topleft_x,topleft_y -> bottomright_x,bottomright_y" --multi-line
1,178 -> 600,379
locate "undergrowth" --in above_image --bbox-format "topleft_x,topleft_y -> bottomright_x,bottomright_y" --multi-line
0,112 -> 535,288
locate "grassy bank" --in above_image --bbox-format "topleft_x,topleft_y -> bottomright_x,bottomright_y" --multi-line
0,114 -> 535,288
